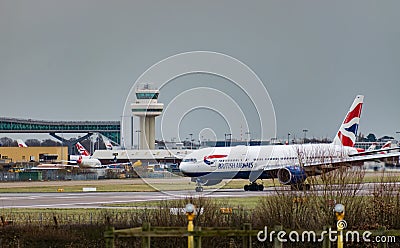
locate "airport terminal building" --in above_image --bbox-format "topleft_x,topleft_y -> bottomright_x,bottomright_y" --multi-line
0,146 -> 68,165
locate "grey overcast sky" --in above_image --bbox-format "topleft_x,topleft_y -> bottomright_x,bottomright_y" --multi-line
1,0 -> 399,143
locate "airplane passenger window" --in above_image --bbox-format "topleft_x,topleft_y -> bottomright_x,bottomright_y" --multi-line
182,158 -> 196,162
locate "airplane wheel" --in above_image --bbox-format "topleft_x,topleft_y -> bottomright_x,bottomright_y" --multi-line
258,185 -> 264,191
195,186 -> 203,192
305,184 -> 311,190
244,185 -> 249,191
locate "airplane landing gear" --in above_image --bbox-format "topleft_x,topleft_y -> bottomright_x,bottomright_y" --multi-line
244,181 -> 264,191
195,178 -> 204,192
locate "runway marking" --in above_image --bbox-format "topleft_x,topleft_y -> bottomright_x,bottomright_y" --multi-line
1,197 -> 185,208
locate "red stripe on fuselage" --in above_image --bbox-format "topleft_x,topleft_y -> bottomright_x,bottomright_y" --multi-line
204,154 -> 227,160
343,103 -> 363,124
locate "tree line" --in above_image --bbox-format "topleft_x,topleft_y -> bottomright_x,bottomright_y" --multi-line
357,133 -> 394,142
0,137 -> 62,147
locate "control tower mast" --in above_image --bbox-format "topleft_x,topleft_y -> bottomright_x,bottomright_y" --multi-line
131,84 -> 164,149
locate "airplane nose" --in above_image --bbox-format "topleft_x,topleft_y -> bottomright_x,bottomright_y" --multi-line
179,162 -> 189,173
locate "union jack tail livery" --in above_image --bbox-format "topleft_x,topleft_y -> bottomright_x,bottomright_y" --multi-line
76,142 -> 90,156
333,95 -> 364,147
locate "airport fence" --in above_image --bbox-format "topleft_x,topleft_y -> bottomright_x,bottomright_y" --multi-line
0,209 -> 153,226
0,170 -> 178,181
105,223 -> 400,248
0,171 -> 99,181
137,171 -> 181,178
2,210 -> 400,248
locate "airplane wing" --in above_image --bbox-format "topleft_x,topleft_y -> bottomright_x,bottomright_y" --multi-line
307,151 -> 400,177
244,150 -> 400,186
349,146 -> 400,157
260,151 -> 400,173
106,162 -> 132,167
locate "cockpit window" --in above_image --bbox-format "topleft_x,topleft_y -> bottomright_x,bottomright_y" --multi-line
182,158 -> 197,163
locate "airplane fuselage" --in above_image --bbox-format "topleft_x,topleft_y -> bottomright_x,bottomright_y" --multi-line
180,144 -> 357,180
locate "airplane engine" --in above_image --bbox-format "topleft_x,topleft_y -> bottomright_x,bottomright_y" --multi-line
191,178 -> 222,186
277,166 -> 307,185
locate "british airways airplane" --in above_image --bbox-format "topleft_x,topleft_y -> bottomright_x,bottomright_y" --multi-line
179,95 -> 400,192
72,142 -> 131,168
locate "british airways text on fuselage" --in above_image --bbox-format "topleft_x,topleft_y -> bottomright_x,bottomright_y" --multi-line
217,161 -> 254,170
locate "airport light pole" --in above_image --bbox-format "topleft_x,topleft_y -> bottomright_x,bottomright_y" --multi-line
303,129 -> 308,144
189,133 -> 193,150
120,115 -> 132,148
224,134 -> 227,147
245,131 -> 251,146
225,133 -> 232,147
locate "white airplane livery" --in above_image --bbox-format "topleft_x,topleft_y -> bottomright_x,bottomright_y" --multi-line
180,95 -> 400,192
76,155 -> 103,168
68,142 -> 103,167
71,141 -> 130,168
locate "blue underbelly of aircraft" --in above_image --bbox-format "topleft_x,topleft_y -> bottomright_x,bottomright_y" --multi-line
182,170 -> 274,180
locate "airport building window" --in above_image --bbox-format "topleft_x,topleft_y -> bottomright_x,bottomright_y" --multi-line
136,93 -> 159,99
131,109 -> 163,112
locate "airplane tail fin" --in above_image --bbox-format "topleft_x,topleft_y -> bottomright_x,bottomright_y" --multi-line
17,139 -> 28,147
76,142 -> 90,156
381,141 -> 392,149
332,95 -> 364,147
367,142 -> 377,151
102,135 -> 113,150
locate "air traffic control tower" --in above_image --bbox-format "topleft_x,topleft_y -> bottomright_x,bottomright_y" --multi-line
131,84 -> 164,150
